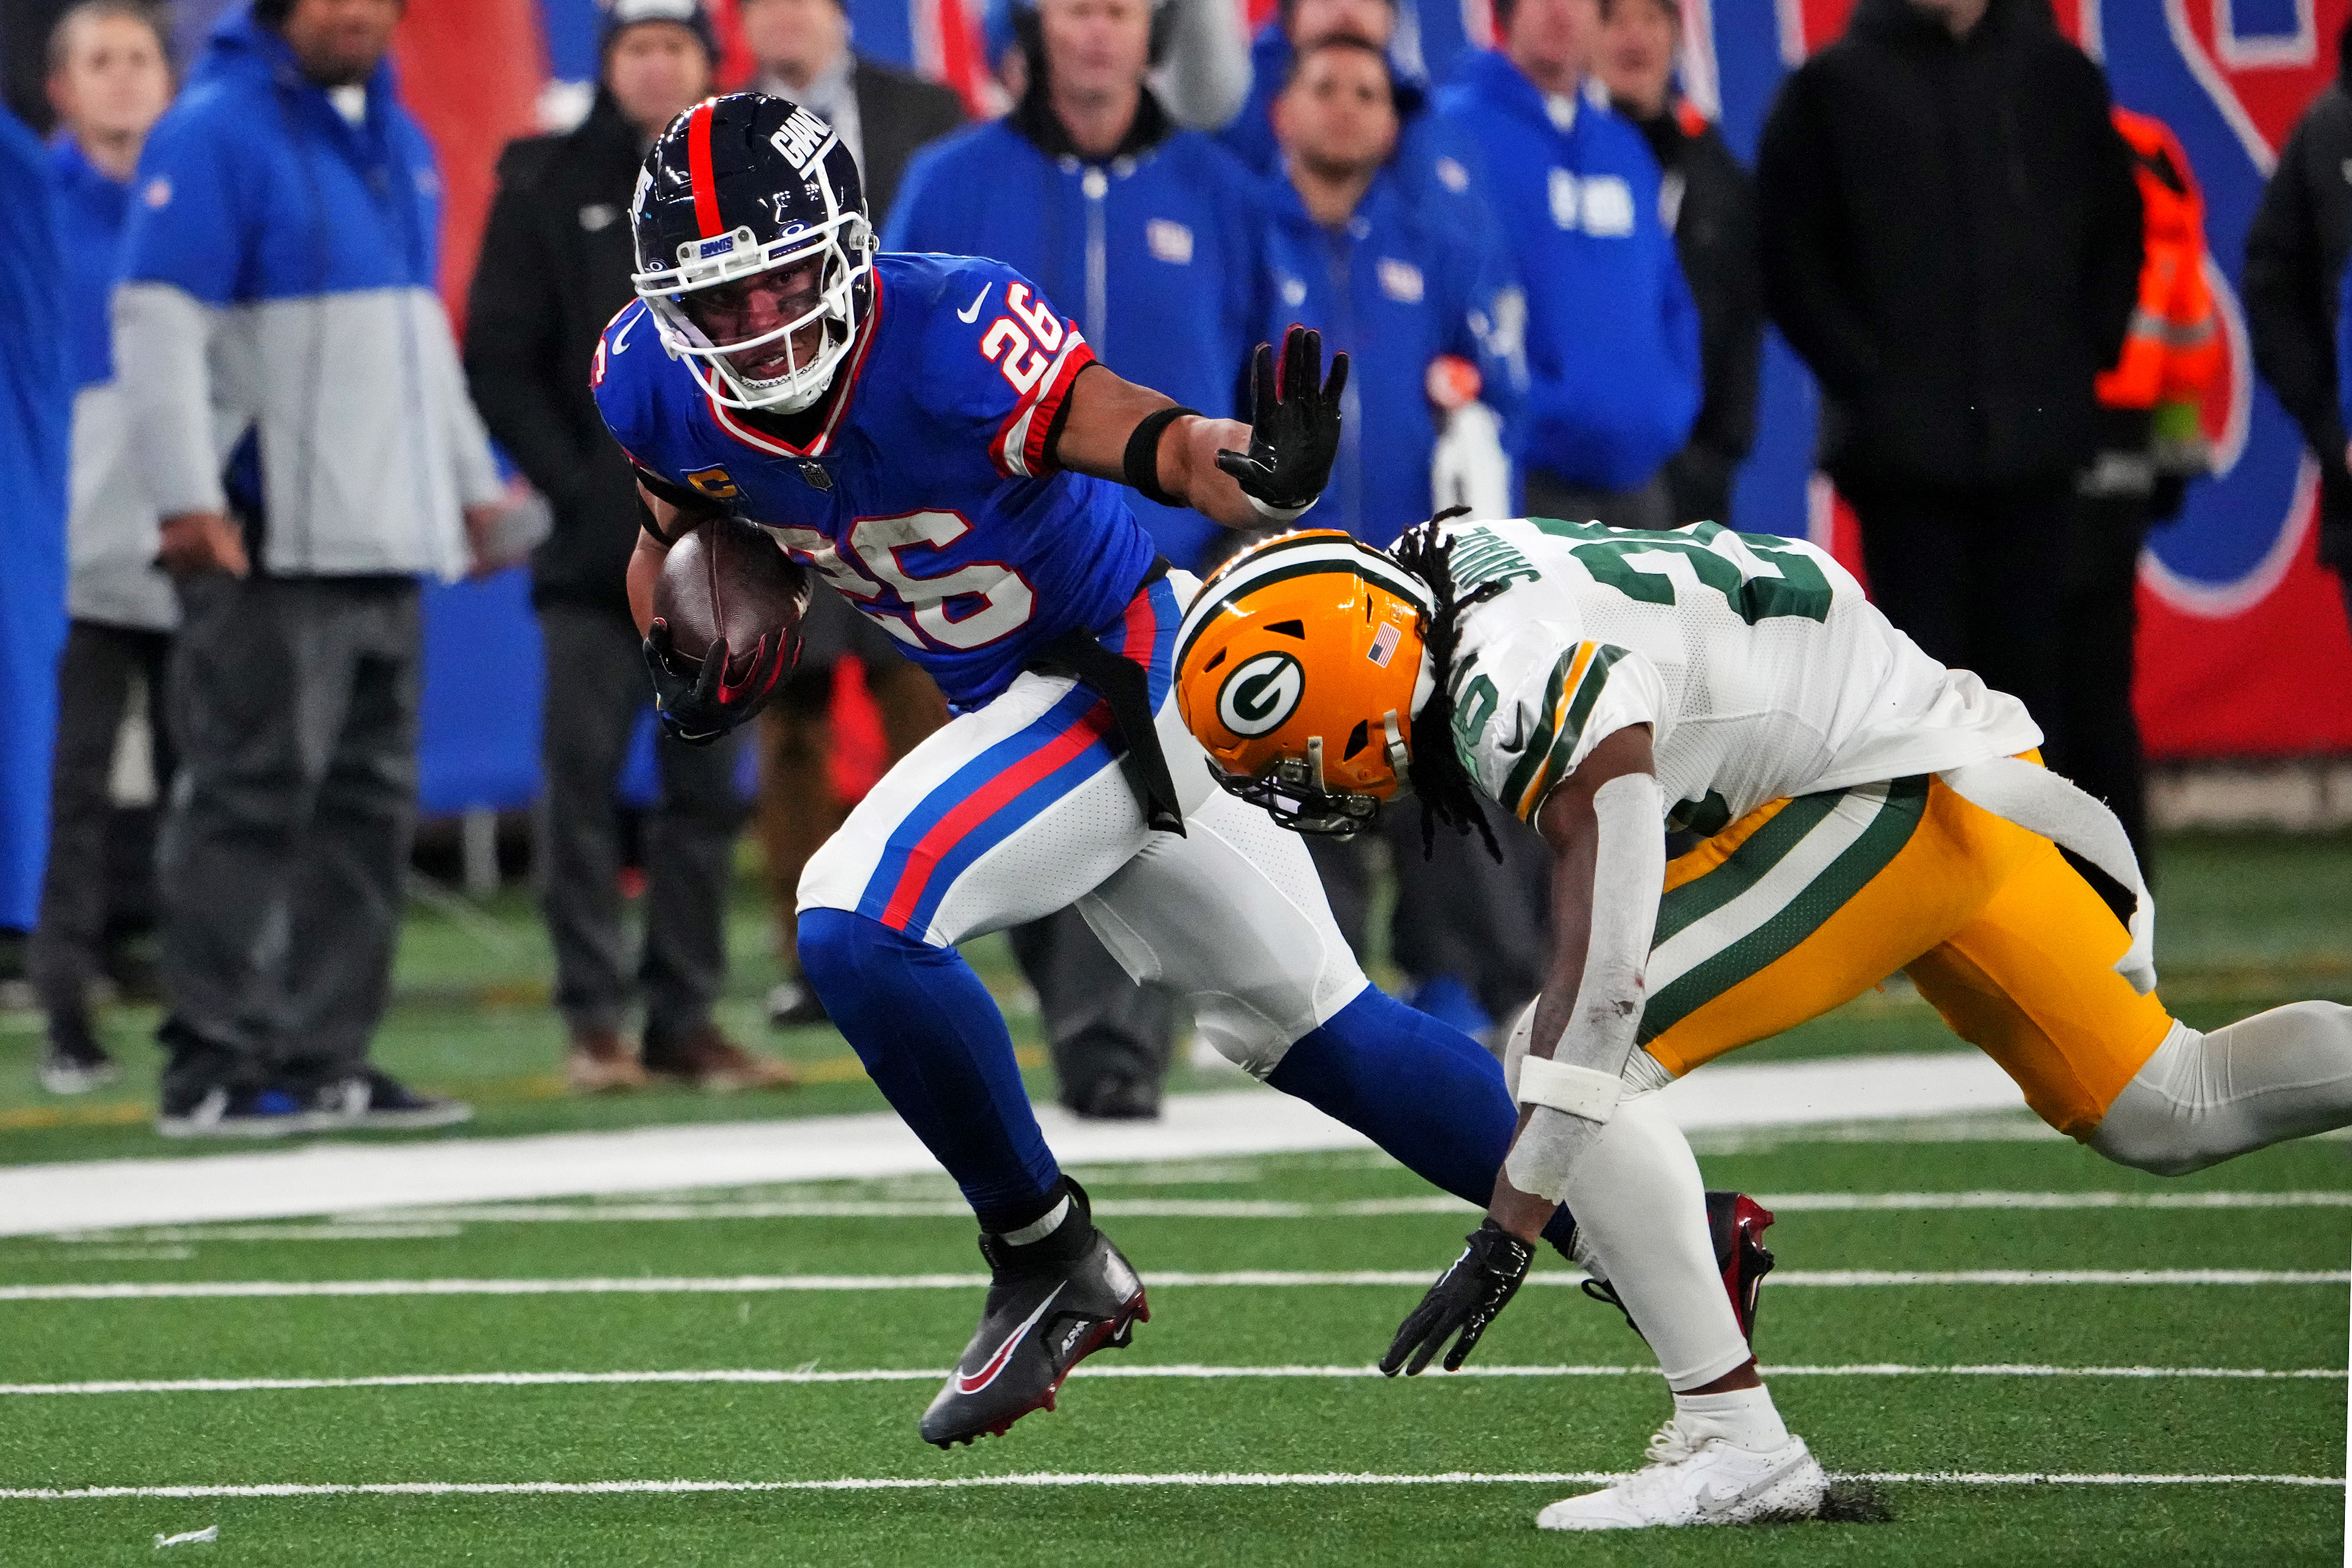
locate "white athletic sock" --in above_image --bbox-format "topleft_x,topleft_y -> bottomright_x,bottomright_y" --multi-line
2092,1004 -> 2352,1175
1673,1384 -> 1791,1453
1558,1091 -> 1753,1390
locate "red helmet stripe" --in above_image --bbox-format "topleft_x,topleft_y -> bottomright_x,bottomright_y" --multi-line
686,100 -> 721,238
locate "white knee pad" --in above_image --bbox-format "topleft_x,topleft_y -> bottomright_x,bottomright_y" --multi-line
2091,1005 -> 2352,1176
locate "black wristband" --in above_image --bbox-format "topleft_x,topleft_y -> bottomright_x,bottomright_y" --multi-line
634,487 -> 688,548
1123,406 -> 1197,508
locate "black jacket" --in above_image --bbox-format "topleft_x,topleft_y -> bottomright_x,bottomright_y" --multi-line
1624,98 -> 1763,526
465,92 -> 646,616
1756,0 -> 2142,491
846,57 -> 967,224
2243,41 -> 2352,571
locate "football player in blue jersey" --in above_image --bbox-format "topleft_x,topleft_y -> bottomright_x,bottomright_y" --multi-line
595,92 -> 1770,1448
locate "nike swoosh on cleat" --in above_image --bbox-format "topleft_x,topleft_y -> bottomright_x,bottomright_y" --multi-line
953,1284 -> 1065,1395
1696,1457 -> 1808,1515
957,282 -> 993,324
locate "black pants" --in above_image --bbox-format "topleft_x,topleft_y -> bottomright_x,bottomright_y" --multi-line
538,604 -> 749,1039
1307,805 -> 1552,1028
2056,491 -> 2150,867
29,621 -> 174,1023
159,575 -> 419,1091
1839,474 -> 2072,761
1009,907 -> 1180,1108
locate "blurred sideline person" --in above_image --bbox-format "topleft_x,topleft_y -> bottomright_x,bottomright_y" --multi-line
2246,17 -> 2352,625
1756,0 -> 2142,761
1217,0 -> 1496,231
119,0 -> 508,1135
739,0 -> 964,226
1437,0 -> 1700,532
736,0 -> 961,1033
2072,108 -> 2219,870
29,0 -> 173,1095
887,0 -> 1273,1115
980,0 -> 1252,131
1262,34 -> 1539,1035
1593,0 -> 1760,528
468,0 -> 795,1092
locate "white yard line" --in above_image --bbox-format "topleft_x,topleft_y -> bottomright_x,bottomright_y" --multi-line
0,1054 -> 2036,1237
3,1268 -> 2343,1303
0,1470 -> 2336,1502
0,1363 -> 2338,1396
101,1188 -> 2336,1230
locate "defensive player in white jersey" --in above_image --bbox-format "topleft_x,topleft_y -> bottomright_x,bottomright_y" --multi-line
1174,517 -> 2352,1530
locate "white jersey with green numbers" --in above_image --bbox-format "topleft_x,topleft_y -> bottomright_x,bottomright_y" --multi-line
1433,518 -> 2044,831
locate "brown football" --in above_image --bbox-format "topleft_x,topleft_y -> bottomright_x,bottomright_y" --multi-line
651,515 -> 808,685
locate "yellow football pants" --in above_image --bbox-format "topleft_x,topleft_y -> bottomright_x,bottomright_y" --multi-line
1639,765 -> 2175,1140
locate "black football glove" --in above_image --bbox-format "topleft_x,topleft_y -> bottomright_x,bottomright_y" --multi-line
642,618 -> 788,746
1380,1219 -> 1536,1377
1215,324 -> 1348,523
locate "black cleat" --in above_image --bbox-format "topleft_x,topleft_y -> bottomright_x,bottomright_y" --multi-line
919,1182 -> 1148,1448
1580,1189 -> 1777,1346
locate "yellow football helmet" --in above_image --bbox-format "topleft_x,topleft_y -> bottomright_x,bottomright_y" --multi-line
1175,530 -> 1433,836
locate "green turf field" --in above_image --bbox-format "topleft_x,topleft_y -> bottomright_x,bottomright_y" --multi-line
0,830 -> 2346,1561
0,1135 -> 2345,1563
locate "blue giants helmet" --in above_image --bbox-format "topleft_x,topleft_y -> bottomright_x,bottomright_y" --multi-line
631,93 -> 877,415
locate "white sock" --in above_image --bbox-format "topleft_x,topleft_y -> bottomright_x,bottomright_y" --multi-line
1673,1384 -> 1791,1453
1558,1091 -> 1753,1389
2093,1005 -> 2352,1175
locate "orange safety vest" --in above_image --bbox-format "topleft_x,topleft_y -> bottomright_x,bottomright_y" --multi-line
2096,107 -> 2223,412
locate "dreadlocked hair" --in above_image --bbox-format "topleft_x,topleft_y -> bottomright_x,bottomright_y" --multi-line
1390,509 -> 1505,863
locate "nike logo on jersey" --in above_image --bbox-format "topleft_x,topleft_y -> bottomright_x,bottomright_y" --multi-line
610,309 -> 642,354
1499,706 -> 1529,753
953,1284 -> 1064,1395
957,282 -> 993,324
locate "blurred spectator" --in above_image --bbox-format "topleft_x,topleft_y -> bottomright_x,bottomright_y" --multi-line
733,0 -> 965,1037
887,0 -> 1270,1117
1217,0 -> 1491,219
29,0 -> 174,1096
982,0 -> 1250,130
1594,0 -> 1759,526
1436,0 -> 1699,531
1756,0 -> 2141,755
2072,108 -> 2219,868
1263,34 -> 1540,1040
2247,18 -> 2352,622
1260,37 -> 1519,547
118,0 -> 508,1136
884,0 -> 1266,573
0,101 -> 70,1013
753,605 -> 947,1032
468,0 -> 796,1093
739,0 -> 964,225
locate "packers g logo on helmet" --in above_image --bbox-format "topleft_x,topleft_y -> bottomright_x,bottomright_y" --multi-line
1217,652 -> 1305,737
1175,531 -> 1433,837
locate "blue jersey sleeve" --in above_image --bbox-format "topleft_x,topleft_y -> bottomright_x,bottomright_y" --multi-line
907,256 -> 1099,480
118,99 -> 248,304
590,300 -> 687,486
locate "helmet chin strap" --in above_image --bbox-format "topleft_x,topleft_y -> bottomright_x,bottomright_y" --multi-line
1381,709 -> 1409,779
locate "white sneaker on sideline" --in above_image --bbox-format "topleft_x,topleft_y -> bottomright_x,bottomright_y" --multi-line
1537,1422 -> 1827,1530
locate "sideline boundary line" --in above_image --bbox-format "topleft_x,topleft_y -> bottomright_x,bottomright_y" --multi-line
1,1363 -> 2340,1396
4,1269 -> 2343,1303
1,1470 -> 2339,1501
